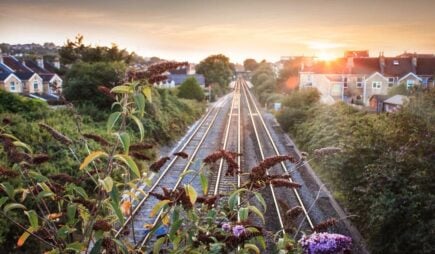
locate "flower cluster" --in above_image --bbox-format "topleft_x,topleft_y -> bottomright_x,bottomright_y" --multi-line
250,155 -> 297,181
203,149 -> 241,176
299,232 -> 352,254
149,156 -> 171,173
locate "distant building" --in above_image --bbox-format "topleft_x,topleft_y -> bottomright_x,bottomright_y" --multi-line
299,52 -> 435,105
157,63 -> 205,88
0,51 -> 62,101
383,95 -> 409,112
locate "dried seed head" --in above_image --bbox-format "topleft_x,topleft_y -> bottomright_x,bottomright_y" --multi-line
0,166 -> 19,178
93,220 -> 112,232
83,133 -> 110,146
129,151 -> 151,161
314,218 -> 338,232
32,154 -> 50,165
49,173 -> 76,184
2,117 -> 12,125
130,143 -> 153,150
39,123 -> 72,146
173,151 -> 189,159
269,179 -> 301,189
150,156 -> 171,173
286,206 -> 303,219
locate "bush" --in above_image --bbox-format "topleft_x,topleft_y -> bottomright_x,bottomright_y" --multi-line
0,90 -> 48,118
177,77 -> 205,101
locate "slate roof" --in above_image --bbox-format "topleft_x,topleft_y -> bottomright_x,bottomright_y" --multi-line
2,56 -> 35,80
416,58 -> 435,76
352,58 -> 380,74
25,60 -> 55,82
43,61 -> 58,73
0,63 -> 13,80
383,58 -> 414,77
168,74 -> 205,86
384,95 -> 409,105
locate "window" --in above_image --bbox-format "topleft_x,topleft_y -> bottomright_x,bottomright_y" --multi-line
372,81 -> 382,89
388,77 -> 395,87
393,60 -> 399,65
33,80 -> 38,91
406,79 -> 415,89
10,81 -> 15,91
343,77 -> 348,88
357,77 -> 363,88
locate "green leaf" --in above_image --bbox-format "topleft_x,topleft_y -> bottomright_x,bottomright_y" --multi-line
254,192 -> 267,211
134,93 -> 146,117
239,207 -> 249,221
17,227 -> 36,247
199,173 -> 208,195
110,186 -> 125,224
107,112 -> 121,133
71,185 -> 88,199
90,239 -> 102,254
153,236 -> 166,254
185,184 -> 197,205
150,199 -> 171,217
169,219 -> 182,241
228,188 -> 247,210
111,85 -> 133,94
244,243 -> 260,254
0,182 -> 15,199
0,197 -> 8,208
179,170 -> 195,179
65,242 -> 84,252
4,203 -> 26,213
99,176 -> 114,192
142,86 -> 152,102
129,115 -> 144,141
113,154 -> 140,178
248,205 -> 265,223
12,141 -> 33,154
79,151 -> 108,170
36,190 -> 54,200
113,239 -> 129,254
114,132 -> 130,154
67,204 -> 77,226
24,210 -> 38,228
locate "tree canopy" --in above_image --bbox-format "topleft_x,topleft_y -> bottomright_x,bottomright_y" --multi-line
195,54 -> 233,88
177,77 -> 205,101
243,58 -> 258,71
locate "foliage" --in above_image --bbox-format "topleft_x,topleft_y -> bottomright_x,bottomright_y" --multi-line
0,90 -> 48,118
196,54 -> 234,88
63,61 -> 127,108
177,77 -> 205,101
243,59 -> 259,72
250,62 -> 277,105
279,89 -> 435,254
277,60 -> 300,92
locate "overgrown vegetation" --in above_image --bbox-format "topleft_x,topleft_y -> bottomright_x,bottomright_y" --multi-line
177,77 -> 205,101
276,88 -> 435,254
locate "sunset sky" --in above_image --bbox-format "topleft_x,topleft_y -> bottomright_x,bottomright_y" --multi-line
1,0 -> 435,63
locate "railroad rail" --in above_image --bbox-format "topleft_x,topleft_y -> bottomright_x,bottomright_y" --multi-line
240,79 -> 315,233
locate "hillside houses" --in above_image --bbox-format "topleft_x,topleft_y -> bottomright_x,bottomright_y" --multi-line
0,51 -> 62,101
158,63 -> 205,88
299,52 -> 435,106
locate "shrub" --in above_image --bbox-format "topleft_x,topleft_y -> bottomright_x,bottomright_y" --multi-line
177,77 -> 205,101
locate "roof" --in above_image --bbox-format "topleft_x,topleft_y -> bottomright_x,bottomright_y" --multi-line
25,60 -> 55,82
383,58 -> 414,77
352,58 -> 380,74
168,74 -> 205,86
369,94 -> 389,102
0,63 -> 13,80
303,58 -> 347,74
384,95 -> 408,105
3,56 -> 35,80
43,61 -> 58,73
416,58 -> 435,76
344,50 -> 369,58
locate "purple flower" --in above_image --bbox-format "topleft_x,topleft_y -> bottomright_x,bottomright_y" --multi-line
222,223 -> 231,232
299,232 -> 352,254
232,225 -> 245,237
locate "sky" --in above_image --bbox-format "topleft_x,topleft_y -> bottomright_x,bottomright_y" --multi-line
1,0 -> 435,63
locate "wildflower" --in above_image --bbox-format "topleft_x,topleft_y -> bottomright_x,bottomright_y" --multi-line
93,220 -> 112,232
83,133 -> 110,146
129,151 -> 151,161
314,147 -> 342,157
232,225 -> 246,237
269,179 -> 301,189
299,232 -> 352,254
32,154 -> 50,164
150,156 -> 171,173
0,166 -> 19,178
222,223 -> 231,232
173,151 -> 189,159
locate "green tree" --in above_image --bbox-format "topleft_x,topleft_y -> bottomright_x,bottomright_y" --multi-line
177,77 -> 205,101
63,61 -> 126,108
243,58 -> 258,71
196,54 -> 233,88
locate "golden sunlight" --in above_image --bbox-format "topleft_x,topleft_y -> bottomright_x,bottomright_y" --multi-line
317,51 -> 337,61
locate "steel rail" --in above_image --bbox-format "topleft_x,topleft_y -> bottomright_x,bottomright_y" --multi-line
241,79 -> 315,230
115,95 -> 229,238
137,91 -> 238,248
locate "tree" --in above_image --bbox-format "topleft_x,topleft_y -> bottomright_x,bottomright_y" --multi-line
177,77 -> 205,101
195,54 -> 233,88
63,61 -> 126,108
243,58 -> 258,71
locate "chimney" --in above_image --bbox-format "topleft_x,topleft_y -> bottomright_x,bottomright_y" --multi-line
379,52 -> 385,74
346,56 -> 354,73
0,48 -> 3,64
412,53 -> 417,73
53,57 -> 60,69
36,56 -> 44,69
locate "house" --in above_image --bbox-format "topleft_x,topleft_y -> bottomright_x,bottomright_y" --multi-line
299,52 -> 435,106
383,95 -> 409,112
157,63 -> 205,88
0,51 -> 62,101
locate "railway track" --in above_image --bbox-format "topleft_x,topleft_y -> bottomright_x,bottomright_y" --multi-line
114,93 -> 231,245
240,79 -> 315,234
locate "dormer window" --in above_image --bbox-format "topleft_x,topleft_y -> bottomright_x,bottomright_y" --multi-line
393,60 -> 399,65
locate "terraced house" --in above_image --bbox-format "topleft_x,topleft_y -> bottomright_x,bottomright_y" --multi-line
299,52 -> 435,105
0,51 -> 62,101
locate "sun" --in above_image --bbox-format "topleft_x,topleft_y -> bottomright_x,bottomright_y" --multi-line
317,51 -> 336,61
